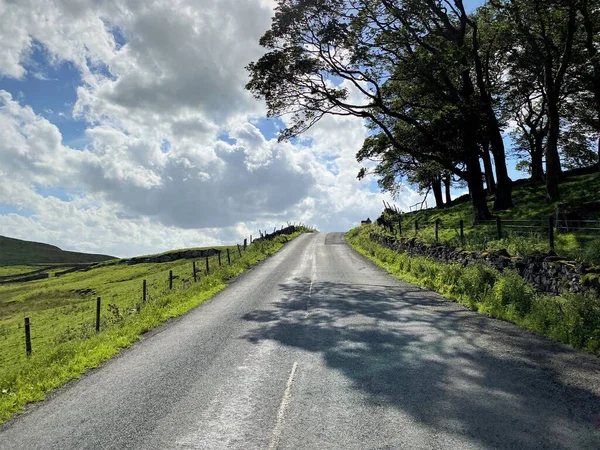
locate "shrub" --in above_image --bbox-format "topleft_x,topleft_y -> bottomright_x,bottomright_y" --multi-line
581,240 -> 600,266
456,263 -> 497,305
435,264 -> 463,296
559,293 -> 600,351
492,270 -> 535,317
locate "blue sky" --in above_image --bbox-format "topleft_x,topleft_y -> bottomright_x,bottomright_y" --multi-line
0,0 -> 526,256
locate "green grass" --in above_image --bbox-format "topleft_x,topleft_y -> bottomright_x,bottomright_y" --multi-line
347,225 -> 600,356
385,172 -> 600,263
0,230 -> 310,424
0,235 -> 116,266
0,266 -> 41,277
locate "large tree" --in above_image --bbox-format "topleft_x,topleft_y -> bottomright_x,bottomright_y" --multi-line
506,76 -> 548,182
490,0 -> 578,201
247,0 -> 516,221
357,127 -> 457,210
573,0 -> 600,170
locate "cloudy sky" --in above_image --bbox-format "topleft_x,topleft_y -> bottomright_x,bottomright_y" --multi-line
0,0 -> 495,257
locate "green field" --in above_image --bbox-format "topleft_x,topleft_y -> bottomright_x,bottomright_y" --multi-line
384,172 -> 600,264
0,230 -> 309,423
0,266 -> 42,277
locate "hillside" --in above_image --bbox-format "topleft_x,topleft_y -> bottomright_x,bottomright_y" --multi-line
0,235 -> 116,266
381,171 -> 600,263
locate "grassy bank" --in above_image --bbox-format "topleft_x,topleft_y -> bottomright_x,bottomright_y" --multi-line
347,225 -> 600,355
383,172 -> 600,264
0,231 -> 308,423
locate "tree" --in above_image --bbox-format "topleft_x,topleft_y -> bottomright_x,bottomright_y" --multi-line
443,173 -> 454,205
480,139 -> 497,193
574,0 -> 600,170
471,4 -> 515,208
247,0 -> 516,221
507,85 -> 548,182
560,125 -> 598,169
490,0 -> 579,201
357,131 -> 452,210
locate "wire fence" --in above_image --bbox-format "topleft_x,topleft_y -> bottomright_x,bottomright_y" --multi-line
380,215 -> 600,261
0,224 -> 311,368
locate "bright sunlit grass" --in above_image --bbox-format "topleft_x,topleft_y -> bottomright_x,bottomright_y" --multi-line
347,225 -> 600,358
0,231 -> 309,424
384,172 -> 600,264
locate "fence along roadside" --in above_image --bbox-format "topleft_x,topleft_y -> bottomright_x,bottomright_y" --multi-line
381,214 -> 599,258
3,224 -> 310,361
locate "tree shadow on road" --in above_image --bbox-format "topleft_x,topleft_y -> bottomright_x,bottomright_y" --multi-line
242,277 -> 600,449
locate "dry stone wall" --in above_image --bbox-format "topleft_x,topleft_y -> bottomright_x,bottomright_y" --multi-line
370,233 -> 600,298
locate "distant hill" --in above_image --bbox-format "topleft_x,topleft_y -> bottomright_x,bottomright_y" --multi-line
0,235 -> 116,266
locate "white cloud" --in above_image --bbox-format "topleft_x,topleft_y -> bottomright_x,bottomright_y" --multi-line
0,0 -> 420,257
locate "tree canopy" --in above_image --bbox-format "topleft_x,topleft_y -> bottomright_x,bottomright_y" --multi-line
247,0 -> 600,220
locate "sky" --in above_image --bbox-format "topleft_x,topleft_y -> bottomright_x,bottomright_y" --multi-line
0,0 -> 519,257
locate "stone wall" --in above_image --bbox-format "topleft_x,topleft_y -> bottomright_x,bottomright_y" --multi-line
123,248 -> 221,265
2,272 -> 50,283
369,233 -> 600,298
122,226 -> 300,265
252,225 -> 299,242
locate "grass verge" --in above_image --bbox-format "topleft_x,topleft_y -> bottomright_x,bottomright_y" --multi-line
0,231 -> 307,424
347,225 -> 600,355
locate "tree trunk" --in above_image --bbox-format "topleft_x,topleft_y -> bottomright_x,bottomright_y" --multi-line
432,176 -> 445,209
542,3 -> 576,201
444,174 -> 452,206
486,116 -> 513,210
481,143 -> 496,195
545,93 -> 562,202
465,152 -> 491,223
531,134 -> 545,182
531,150 -> 545,182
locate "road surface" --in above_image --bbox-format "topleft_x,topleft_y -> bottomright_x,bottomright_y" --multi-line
2,232 -> 600,449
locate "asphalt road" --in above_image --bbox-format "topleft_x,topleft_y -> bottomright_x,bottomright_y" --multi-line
2,232 -> 600,449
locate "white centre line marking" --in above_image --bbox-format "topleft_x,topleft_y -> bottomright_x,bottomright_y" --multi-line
267,361 -> 298,450
309,243 -> 316,295
306,246 -> 316,314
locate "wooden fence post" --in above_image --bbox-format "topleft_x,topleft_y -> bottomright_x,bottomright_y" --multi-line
435,219 -> 440,242
496,217 -> 502,240
243,238 -> 247,250
169,270 -> 173,290
24,317 -> 32,357
227,248 -> 231,265
415,219 -> 419,234
237,244 -> 242,257
96,297 -> 101,332
218,251 -> 222,267
548,216 -> 555,252
398,220 -> 402,236
459,219 -> 464,245
193,262 -> 197,282
206,256 -> 210,275
250,235 -> 252,244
